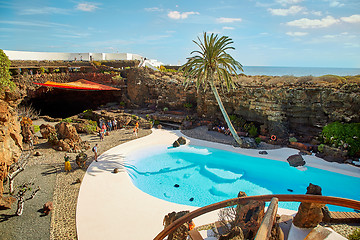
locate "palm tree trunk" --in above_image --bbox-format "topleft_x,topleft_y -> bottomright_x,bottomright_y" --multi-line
209,82 -> 243,146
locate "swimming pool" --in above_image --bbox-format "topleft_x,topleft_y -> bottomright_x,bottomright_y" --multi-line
126,144 -> 360,211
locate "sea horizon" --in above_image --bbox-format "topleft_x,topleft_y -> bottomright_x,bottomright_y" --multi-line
241,66 -> 360,77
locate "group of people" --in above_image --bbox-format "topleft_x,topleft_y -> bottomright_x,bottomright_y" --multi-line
99,118 -> 118,141
64,144 -> 98,172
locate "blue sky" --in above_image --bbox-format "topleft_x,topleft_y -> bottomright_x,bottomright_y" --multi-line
0,0 -> 359,67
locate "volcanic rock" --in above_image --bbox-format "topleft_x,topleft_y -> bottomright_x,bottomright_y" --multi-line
287,154 -> 305,167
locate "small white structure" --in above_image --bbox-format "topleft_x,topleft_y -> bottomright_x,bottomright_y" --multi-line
3,50 -> 155,62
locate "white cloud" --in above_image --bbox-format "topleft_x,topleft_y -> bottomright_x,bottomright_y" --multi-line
268,5 -> 305,16
167,11 -> 199,20
341,14 -> 360,23
145,7 -> 163,12
76,3 -> 99,12
276,0 -> 303,6
222,26 -> 235,30
286,16 -> 340,28
20,7 -> 69,15
286,31 -> 308,36
311,11 -> 322,16
216,17 -> 242,23
326,0 -> 344,7
0,20 -> 70,28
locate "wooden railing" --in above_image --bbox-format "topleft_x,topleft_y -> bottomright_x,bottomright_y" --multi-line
154,194 -> 360,240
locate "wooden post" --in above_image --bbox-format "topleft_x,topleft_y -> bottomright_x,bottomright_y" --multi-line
254,197 -> 279,240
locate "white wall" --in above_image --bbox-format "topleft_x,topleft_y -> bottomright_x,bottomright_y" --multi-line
3,50 -> 163,66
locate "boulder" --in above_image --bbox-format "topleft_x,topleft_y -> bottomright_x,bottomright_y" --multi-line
177,137 -> 186,145
290,141 -> 313,151
40,124 -> 58,144
219,226 -> 244,240
287,154 -> 305,167
163,211 -> 190,240
56,122 -> 81,143
259,151 -> 268,155
0,196 -> 16,210
43,201 -> 53,215
235,192 -> 265,239
173,140 -> 180,148
293,183 -> 325,228
315,145 -> 348,163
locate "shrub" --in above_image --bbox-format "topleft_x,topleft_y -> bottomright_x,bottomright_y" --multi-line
321,122 -> 360,156
61,118 -> 73,123
119,102 -> 125,107
33,125 -> 40,133
318,144 -> 325,153
84,120 -> 97,133
0,49 -> 15,92
16,104 -> 40,119
255,137 -> 261,144
184,103 -> 193,109
289,137 -> 297,142
93,61 -> 101,66
348,228 -> 360,240
163,107 -> 168,112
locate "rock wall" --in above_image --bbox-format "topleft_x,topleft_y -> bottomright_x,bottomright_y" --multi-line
0,89 -> 23,197
125,68 -> 360,138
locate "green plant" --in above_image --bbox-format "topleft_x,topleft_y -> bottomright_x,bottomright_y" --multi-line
289,137 -> 297,142
0,49 -> 15,92
33,125 -> 40,133
40,67 -> 45,74
248,124 -> 258,138
348,228 -> 360,240
318,144 -> 325,153
84,120 -> 97,133
321,122 -> 360,156
131,115 -> 138,120
184,103 -> 193,109
154,120 -> 160,125
119,102 -> 125,107
61,118 -> 73,123
163,107 -> 168,112
255,137 -> 261,144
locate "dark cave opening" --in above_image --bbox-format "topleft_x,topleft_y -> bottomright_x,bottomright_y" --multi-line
23,88 -> 122,118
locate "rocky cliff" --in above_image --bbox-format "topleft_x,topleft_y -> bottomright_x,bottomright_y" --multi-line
125,69 -> 360,139
0,88 -> 23,197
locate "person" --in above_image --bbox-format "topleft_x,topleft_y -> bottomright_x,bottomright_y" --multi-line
113,119 -> 117,130
64,154 -> 71,172
92,144 -> 98,162
133,126 -> 138,138
99,129 -> 104,141
135,121 -> 139,133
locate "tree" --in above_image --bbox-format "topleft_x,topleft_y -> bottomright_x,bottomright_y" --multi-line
0,49 -> 15,91
181,32 -> 244,146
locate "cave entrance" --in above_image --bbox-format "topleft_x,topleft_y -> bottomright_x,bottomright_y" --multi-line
23,88 -> 122,118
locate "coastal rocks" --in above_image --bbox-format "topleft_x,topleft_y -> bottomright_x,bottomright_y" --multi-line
287,154 -> 306,167
239,137 -> 257,149
293,183 -> 325,228
0,89 -> 23,198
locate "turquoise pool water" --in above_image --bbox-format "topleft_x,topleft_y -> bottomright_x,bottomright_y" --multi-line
127,145 -> 360,211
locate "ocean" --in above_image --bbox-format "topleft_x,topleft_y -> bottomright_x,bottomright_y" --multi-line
242,66 -> 360,77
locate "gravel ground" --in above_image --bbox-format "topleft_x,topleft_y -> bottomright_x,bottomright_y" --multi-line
0,123 -> 358,239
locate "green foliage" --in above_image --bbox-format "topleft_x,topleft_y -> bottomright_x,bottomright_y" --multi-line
93,61 -> 101,66
229,115 -> 246,130
318,144 -> 325,153
184,103 -> 193,109
131,115 -> 139,120
289,137 -> 297,142
244,122 -> 258,137
40,67 -> 45,74
33,125 -> 40,133
255,137 -> 261,144
321,122 -> 360,156
0,49 -> 15,91
61,117 -> 73,123
154,120 -> 160,125
84,120 -> 97,133
119,101 -> 125,106
163,107 -> 168,112
160,66 -> 177,72
348,228 -> 360,240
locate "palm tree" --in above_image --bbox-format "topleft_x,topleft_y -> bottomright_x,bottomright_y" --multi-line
181,32 -> 244,146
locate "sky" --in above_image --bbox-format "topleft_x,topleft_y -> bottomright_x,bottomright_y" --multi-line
0,0 -> 359,68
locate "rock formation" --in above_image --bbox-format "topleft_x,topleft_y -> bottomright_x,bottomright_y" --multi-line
163,211 -> 191,240
0,88 -> 23,204
293,183 -> 325,228
287,154 -> 306,167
